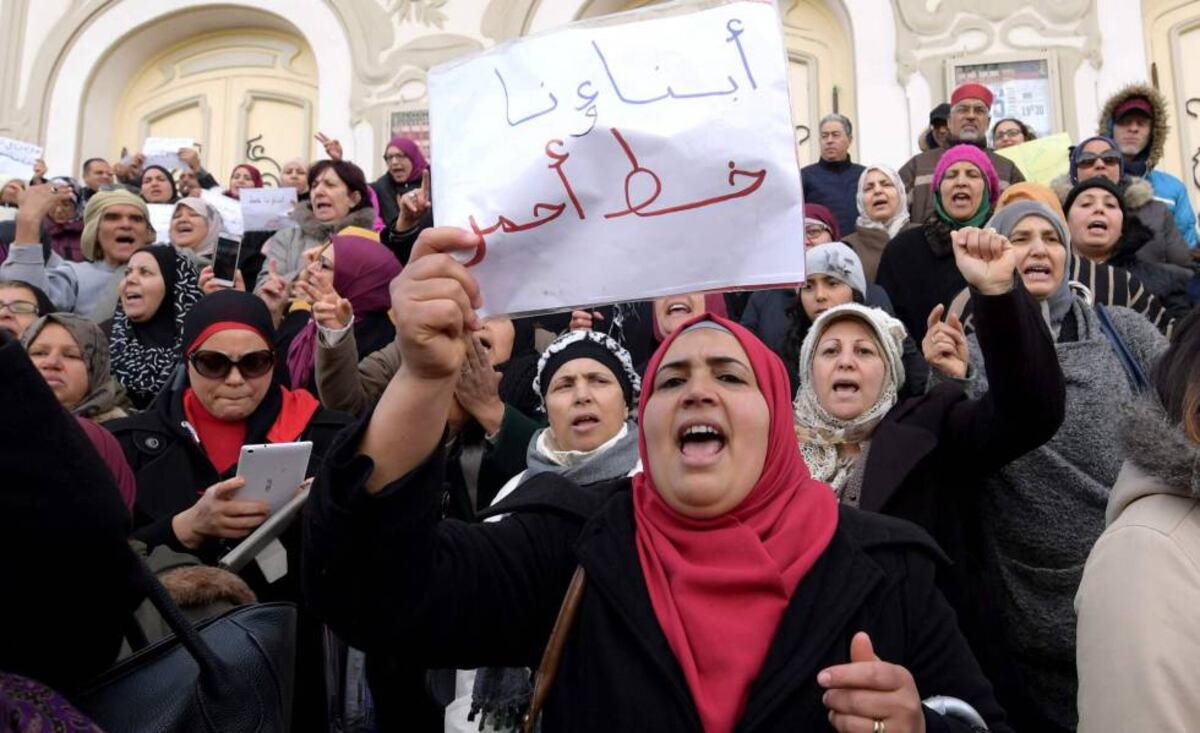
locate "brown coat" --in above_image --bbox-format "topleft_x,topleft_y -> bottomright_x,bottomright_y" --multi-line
315,327 -> 400,415
843,223 -> 917,283
897,146 -> 1025,225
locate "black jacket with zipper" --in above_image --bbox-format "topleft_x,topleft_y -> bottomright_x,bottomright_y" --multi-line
304,420 -> 1013,733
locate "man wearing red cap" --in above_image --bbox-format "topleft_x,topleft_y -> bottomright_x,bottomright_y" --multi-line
1099,83 -> 1198,247
898,82 -> 1025,225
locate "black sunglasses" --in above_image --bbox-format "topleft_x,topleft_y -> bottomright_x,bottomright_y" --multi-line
1076,151 -> 1122,167
189,349 -> 275,379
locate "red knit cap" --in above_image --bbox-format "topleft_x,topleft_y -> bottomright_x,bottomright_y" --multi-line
951,82 -> 994,110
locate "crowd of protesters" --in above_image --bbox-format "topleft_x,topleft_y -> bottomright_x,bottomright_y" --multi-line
2,75 -> 1199,733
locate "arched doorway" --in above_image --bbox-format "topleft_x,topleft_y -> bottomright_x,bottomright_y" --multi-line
110,28 -> 318,185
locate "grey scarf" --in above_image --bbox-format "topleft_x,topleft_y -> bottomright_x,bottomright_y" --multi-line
523,420 -> 640,487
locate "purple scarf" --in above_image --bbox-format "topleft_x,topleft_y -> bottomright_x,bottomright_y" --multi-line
387,136 -> 429,184
286,232 -> 401,387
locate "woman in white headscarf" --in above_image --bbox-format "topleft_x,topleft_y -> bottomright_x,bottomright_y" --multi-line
843,165 -> 914,282
168,197 -> 223,262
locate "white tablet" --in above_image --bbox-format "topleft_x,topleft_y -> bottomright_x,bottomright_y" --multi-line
234,441 -> 313,514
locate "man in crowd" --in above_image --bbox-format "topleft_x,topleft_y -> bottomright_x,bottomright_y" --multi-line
899,82 -> 1025,224
800,113 -> 864,237
920,103 -> 952,151
1099,84 -> 1198,247
81,158 -> 114,202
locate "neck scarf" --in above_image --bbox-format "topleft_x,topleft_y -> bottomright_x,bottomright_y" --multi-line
183,385 -> 321,475
21,313 -> 122,419
934,187 -> 992,230
525,420 -> 640,486
793,304 -> 907,491
854,165 -> 911,237
285,231 -> 401,388
172,197 -> 223,257
633,314 -> 839,733
109,246 -> 204,409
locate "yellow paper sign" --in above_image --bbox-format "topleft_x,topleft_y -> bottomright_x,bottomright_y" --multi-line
995,132 -> 1072,185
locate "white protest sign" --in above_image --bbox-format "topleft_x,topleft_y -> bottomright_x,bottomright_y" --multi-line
429,0 -> 804,316
142,137 -> 193,172
201,189 -> 244,238
146,204 -> 175,244
240,187 -> 298,231
0,136 -> 42,179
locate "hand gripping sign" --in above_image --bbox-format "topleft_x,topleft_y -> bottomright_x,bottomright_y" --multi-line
429,0 -> 805,317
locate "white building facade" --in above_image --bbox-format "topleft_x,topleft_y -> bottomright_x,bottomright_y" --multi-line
1,0 -> 1197,208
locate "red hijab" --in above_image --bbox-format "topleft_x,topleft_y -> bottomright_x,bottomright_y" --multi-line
632,314 -> 839,733
225,164 -> 264,200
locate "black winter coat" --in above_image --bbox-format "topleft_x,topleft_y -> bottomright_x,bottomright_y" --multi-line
876,222 -> 967,344
107,371 -> 351,572
305,423 -> 1013,733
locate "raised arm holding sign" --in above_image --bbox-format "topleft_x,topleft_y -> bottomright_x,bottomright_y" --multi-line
428,0 -> 804,317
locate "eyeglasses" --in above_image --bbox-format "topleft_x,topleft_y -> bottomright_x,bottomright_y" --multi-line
0,300 -> 38,315
994,128 -> 1024,139
952,104 -> 990,117
383,153 -> 409,163
1076,152 -> 1122,167
805,225 -> 832,239
189,349 -> 275,379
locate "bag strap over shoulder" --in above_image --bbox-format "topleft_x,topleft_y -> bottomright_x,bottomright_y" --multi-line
1094,303 -> 1148,393
523,565 -> 587,733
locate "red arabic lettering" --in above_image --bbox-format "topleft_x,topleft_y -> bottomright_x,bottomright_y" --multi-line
603,127 -> 766,219
468,138 -> 586,239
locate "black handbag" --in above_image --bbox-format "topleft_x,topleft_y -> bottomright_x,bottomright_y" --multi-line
71,555 -> 297,732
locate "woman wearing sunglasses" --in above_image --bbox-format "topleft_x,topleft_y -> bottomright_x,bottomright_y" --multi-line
1051,135 -> 1193,275
108,290 -> 350,569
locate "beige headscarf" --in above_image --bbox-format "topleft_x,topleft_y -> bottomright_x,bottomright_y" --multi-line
81,189 -> 150,261
173,197 -> 224,257
793,303 -> 907,490
853,165 -> 910,238
22,313 -> 127,421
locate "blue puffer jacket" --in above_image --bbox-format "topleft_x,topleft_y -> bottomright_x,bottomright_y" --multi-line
1145,169 -> 1198,247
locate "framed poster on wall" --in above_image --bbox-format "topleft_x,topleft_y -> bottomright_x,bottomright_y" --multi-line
389,109 -> 431,160
946,53 -> 1062,139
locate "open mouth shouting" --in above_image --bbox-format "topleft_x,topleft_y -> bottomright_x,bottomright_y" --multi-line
1085,216 -> 1110,236
1021,260 -> 1054,285
677,420 -> 727,466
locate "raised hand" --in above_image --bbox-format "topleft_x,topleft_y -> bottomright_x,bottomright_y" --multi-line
179,147 -> 202,172
391,226 -> 483,382
569,309 -> 604,331
819,632 -> 927,733
314,132 -> 343,162
198,265 -> 247,294
950,227 -> 1017,296
396,169 -> 432,231
15,183 -> 74,244
922,304 -> 969,379
306,283 -> 353,330
256,259 -> 290,325
454,333 -> 504,434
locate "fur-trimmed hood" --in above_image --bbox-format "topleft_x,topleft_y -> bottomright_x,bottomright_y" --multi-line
1097,82 -> 1169,171
1109,396 -> 1200,524
292,202 -> 377,240
1050,173 -> 1155,211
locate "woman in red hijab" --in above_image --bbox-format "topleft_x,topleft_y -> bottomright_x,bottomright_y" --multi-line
224,163 -> 264,199
305,228 -> 1011,733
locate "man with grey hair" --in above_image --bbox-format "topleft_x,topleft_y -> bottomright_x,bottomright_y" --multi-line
800,113 -> 865,236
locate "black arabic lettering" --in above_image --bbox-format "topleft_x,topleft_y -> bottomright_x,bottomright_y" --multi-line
603,128 -> 766,219
725,19 -> 757,91
495,68 -> 559,127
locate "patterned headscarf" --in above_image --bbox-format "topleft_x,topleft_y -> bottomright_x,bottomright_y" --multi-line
109,246 -> 204,408
21,313 -> 122,419
794,303 -> 907,490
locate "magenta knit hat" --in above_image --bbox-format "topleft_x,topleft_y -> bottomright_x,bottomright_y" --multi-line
933,145 -> 1000,202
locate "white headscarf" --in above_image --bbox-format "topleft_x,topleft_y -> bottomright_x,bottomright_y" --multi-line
854,165 -> 910,238
172,197 -> 224,257
793,303 -> 907,490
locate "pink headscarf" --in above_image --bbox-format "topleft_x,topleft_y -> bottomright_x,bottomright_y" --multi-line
385,136 -> 429,184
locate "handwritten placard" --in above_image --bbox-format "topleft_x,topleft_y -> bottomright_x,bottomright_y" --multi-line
240,187 -> 298,231
995,132 -> 1071,185
146,204 -> 175,244
201,189 -> 244,238
0,137 -> 42,179
142,137 -> 193,172
428,0 -> 805,316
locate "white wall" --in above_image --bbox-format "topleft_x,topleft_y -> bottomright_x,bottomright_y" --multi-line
43,0 -> 355,175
